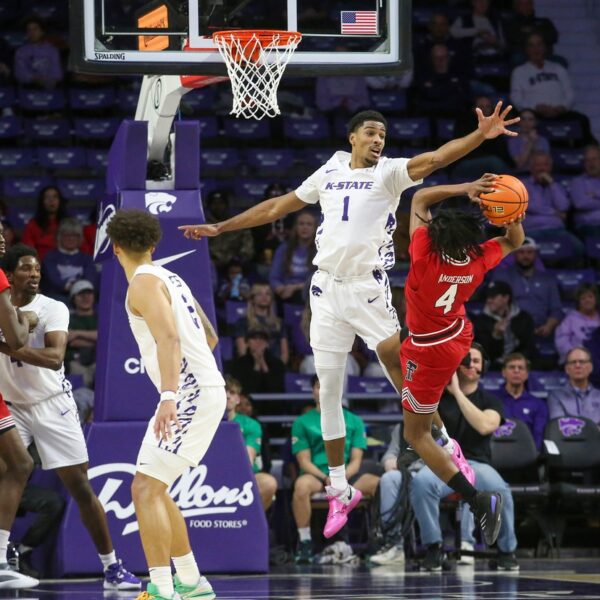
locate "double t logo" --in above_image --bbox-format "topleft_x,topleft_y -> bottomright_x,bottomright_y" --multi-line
405,360 -> 418,381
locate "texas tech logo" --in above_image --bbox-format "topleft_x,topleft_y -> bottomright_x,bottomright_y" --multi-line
405,360 -> 418,381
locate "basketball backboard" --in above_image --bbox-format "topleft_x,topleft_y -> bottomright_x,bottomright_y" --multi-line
70,0 -> 411,76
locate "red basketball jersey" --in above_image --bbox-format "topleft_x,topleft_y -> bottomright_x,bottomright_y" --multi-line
0,268 -> 9,294
405,226 -> 503,334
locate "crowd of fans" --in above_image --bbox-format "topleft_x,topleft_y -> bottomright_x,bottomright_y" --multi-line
1,0 -> 600,573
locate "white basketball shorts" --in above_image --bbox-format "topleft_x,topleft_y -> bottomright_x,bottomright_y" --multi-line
9,393 -> 89,470
136,385 -> 226,486
309,269 -> 400,353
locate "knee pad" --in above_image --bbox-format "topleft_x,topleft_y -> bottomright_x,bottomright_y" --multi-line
314,350 -> 347,441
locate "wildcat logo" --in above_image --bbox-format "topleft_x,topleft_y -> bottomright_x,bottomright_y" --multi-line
94,203 -> 116,259
145,192 -> 177,215
88,463 -> 254,536
494,419 -> 516,438
558,417 -> 586,437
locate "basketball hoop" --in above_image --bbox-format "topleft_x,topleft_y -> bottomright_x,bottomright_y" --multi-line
212,30 -> 302,120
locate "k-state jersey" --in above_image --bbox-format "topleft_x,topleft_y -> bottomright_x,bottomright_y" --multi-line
125,264 -> 225,392
405,227 -> 503,334
0,294 -> 72,405
295,151 -> 421,277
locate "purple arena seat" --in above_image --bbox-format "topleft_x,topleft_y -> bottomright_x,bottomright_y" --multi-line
56,178 -> 104,202
117,88 -> 139,114
347,376 -> 395,395
285,372 -> 314,393
536,235 -> 576,264
37,147 -> 86,170
74,117 -> 119,141
552,149 -> 584,173
0,86 -> 16,109
283,303 -> 303,327
480,373 -> 505,394
196,116 -> 219,139
246,149 -> 295,173
85,148 -> 109,170
549,268 -> 595,300
585,236 -> 600,260
436,118 -> 455,141
235,179 -> 271,204
181,87 -> 217,112
528,371 -> 568,395
388,118 -> 430,142
224,117 -> 271,140
300,147 -> 338,169
370,90 -> 407,113
225,300 -> 247,325
3,175 -> 53,200
200,148 -> 241,175
0,116 -> 23,140
18,88 -> 65,112
539,120 -> 583,144
284,115 -> 330,142
0,148 -> 35,169
24,117 -> 70,143
69,87 -> 116,111
218,336 -> 234,361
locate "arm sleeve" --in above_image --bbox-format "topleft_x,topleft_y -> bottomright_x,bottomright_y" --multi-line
532,398 -> 549,450
295,167 -> 324,205
291,417 -> 310,454
481,239 -> 504,271
268,244 -> 288,289
381,424 -> 401,465
349,413 -> 368,451
383,158 -> 422,199
45,301 -> 70,333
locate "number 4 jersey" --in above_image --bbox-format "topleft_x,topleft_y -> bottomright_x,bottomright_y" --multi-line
295,151 -> 422,278
405,226 -> 503,337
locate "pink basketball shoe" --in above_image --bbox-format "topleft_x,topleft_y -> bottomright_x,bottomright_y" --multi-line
323,485 -> 363,539
449,439 -> 476,486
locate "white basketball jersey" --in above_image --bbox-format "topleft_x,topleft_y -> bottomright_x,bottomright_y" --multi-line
295,151 -> 421,277
0,294 -> 72,405
125,264 -> 225,392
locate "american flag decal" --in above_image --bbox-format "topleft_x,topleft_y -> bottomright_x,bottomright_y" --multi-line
340,10 -> 378,35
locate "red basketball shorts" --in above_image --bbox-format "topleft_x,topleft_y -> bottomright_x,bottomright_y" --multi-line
400,324 -> 472,414
0,393 -> 16,434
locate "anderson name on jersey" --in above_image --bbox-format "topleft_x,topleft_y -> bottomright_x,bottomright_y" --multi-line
0,294 -> 72,404
295,151 -> 421,277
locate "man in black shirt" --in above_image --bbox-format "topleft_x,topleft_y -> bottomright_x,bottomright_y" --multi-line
409,343 -> 518,571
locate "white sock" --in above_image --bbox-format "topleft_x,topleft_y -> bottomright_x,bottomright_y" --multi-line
328,464 -> 348,492
0,529 -> 9,564
149,565 -> 174,598
439,425 -> 455,453
298,527 -> 311,542
99,550 -> 117,570
172,551 -> 200,587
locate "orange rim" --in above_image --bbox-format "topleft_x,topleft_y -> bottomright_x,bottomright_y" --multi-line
212,29 -> 302,48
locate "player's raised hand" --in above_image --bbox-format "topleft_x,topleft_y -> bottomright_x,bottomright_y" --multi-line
465,173 -> 497,202
178,223 -> 220,240
153,399 -> 181,442
477,101 -> 520,139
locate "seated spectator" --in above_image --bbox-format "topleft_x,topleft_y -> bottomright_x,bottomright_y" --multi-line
14,17 -> 63,89
570,145 -> 600,235
496,353 -> 548,449
204,190 -> 255,271
494,238 -> 563,339
216,259 -> 251,306
503,0 -> 559,64
292,376 -> 380,563
510,33 -> 594,143
233,283 -> 289,363
225,327 -> 286,394
474,280 -> 536,369
42,218 -> 97,302
451,96 -> 513,180
269,210 -> 317,305
548,347 -> 600,425
225,377 -> 277,510
410,344 -> 518,571
413,44 -> 472,118
65,279 -> 97,388
507,109 -> 551,172
450,0 -> 504,60
555,284 -> 600,364
22,186 -> 69,260
0,219 -> 17,255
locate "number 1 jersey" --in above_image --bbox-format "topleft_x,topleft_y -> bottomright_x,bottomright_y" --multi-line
405,226 -> 503,335
295,151 -> 421,278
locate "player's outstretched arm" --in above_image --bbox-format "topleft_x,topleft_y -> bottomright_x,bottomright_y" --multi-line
179,191 -> 307,241
406,101 -> 519,181
409,174 -> 496,238
0,290 -> 29,349
492,218 -> 526,258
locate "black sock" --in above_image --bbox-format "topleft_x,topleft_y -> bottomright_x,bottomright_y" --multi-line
447,472 -> 477,505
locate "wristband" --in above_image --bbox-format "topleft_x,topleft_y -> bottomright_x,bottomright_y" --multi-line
160,391 -> 177,402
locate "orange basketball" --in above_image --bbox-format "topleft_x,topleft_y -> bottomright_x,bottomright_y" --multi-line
478,174 -> 528,226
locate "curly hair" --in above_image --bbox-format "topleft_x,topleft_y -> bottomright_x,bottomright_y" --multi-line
106,209 -> 162,253
425,207 -> 485,263
2,244 -> 39,273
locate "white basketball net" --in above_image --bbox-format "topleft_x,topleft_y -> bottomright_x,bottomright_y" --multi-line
213,31 -> 301,120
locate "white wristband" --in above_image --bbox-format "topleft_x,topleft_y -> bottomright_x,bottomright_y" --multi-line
160,391 -> 177,402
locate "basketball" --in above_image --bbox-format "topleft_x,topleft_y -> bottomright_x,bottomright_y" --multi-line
478,174 -> 528,226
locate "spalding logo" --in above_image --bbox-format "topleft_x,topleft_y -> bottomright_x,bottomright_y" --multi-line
88,463 -> 254,536
145,192 -> 177,215
94,203 -> 116,259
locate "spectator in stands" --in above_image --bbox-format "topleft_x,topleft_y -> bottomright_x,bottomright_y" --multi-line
555,284 -> 600,364
233,283 -> 289,363
365,69 -> 413,92
502,0 -> 559,64
496,353 -> 548,449
204,190 -> 255,271
253,183 -> 289,270
217,259 -> 251,306
269,210 -> 317,305
494,237 -> 563,338
0,37 -> 11,83
451,96 -> 513,179
65,279 -> 97,388
292,375 -> 380,563
507,109 -> 551,172
413,44 -> 473,118
570,145 -> 600,235
226,377 -> 277,510
42,218 -> 97,302
225,327 -> 286,395
369,423 -> 411,565
0,218 -> 16,252
474,280 -> 536,369
548,347 -> 600,425
13,17 -> 63,89
410,343 -> 518,571
510,33 -> 594,144
22,186 -> 68,261
450,0 -> 504,59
